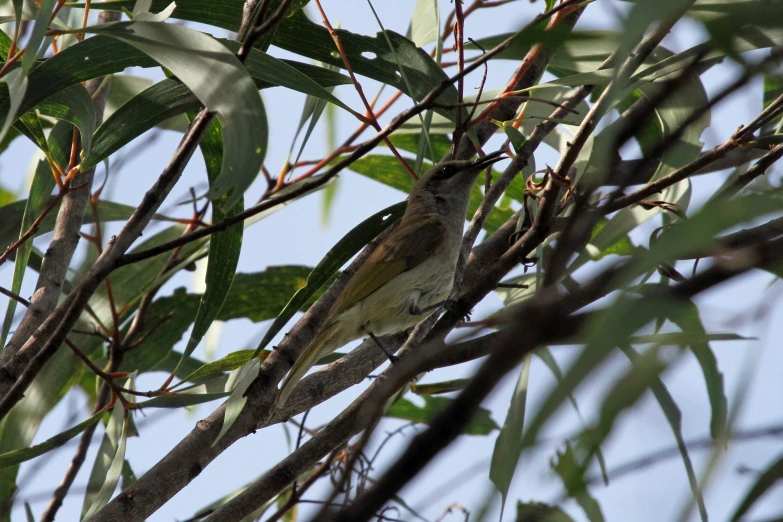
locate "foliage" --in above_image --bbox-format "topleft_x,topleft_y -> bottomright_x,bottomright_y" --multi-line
0,1 -> 781,521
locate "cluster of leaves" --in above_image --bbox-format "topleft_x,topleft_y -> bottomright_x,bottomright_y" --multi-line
0,0 -> 781,521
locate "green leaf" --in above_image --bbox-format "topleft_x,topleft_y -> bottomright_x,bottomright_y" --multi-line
253,202 -> 406,356
0,0 -> 53,142
520,297 -> 677,452
122,267 -> 328,374
667,302 -> 727,441
137,391 -> 231,409
386,396 -> 498,436
175,350 -> 258,388
490,356 -> 532,515
516,501 -> 575,522
77,0 -> 245,32
213,359 -> 261,446
537,347 -> 608,485
585,218 -> 635,260
0,410 -> 103,470
81,21 -> 265,204
552,445 -> 605,522
82,53 -> 349,169
410,379 -> 469,395
410,0 -> 439,47
81,402 -> 129,521
273,10 -> 458,120
619,345 -> 706,522
37,83 -> 97,156
177,113 -> 247,372
389,133 -> 451,162
0,198 -> 175,255
729,451 -> 783,521
0,347 -> 84,514
762,74 -> 783,135
0,120 -> 70,346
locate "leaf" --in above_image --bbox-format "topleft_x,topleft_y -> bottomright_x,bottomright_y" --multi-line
253,202 -> 406,356
0,120 -> 70,346
79,21 -> 265,204
82,54 -> 349,169
36,83 -> 97,156
619,345 -> 707,522
411,379 -> 469,395
213,359 -> 261,446
0,346 -> 84,513
137,391 -> 231,409
551,445 -> 605,522
516,501 -> 575,522
410,0 -> 439,47
122,267 -> 327,375
177,113 -> 247,373
386,396 -> 498,436
273,10 -> 458,120
389,133 -> 452,161
729,451 -> 783,521
490,356 -> 532,516
537,347 -> 608,485
667,302 -> 727,441
519,296 -> 676,452
81,402 -> 129,520
0,0 -> 53,142
0,198 -> 175,255
584,218 -> 635,260
0,410 -> 103,470
78,0 -> 245,32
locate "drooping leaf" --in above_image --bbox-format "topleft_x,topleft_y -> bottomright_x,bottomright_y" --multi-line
386,396 -> 498,436
667,302 -> 727,441
176,112 -> 248,373
490,356 -> 532,516
122,267 -> 330,374
619,345 -> 707,522
74,21 -> 264,204
0,410 -> 103,470
253,202 -> 406,357
213,359 -> 261,446
729,451 -> 783,522
551,445 -> 605,522
81,402 -> 129,520
272,10 -> 458,120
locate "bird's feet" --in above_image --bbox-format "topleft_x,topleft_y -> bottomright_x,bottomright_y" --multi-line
442,299 -> 472,324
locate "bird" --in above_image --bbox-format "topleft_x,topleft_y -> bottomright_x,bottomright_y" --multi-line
276,150 -> 507,407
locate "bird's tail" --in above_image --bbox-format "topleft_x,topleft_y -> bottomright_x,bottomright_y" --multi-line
276,322 -> 340,408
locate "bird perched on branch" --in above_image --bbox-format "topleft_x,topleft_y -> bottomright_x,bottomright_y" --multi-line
276,150 -> 506,406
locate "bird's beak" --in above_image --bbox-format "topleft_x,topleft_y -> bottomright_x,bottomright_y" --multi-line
471,150 -> 506,171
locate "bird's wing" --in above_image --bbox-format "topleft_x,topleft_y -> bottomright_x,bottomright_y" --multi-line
331,215 -> 447,316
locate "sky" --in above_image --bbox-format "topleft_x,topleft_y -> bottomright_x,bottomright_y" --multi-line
2,1 -> 783,521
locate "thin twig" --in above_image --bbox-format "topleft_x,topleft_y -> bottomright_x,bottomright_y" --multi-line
313,0 -> 416,179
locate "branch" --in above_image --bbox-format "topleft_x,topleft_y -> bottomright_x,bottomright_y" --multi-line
88,9 -> 589,520
0,0 -> 300,419
115,17 -> 549,269
326,233 -> 783,522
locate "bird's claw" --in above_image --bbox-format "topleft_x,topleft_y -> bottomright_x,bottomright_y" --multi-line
443,299 -> 472,323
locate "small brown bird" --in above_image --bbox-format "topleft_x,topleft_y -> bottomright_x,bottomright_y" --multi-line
277,150 -> 506,406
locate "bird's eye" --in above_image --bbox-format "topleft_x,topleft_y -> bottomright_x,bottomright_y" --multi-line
433,165 -> 456,180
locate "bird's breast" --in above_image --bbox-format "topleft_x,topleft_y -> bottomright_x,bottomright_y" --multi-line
336,252 -> 456,338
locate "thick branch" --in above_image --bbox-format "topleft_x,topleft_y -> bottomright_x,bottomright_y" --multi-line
327,233 -> 783,522
0,24 -> 116,384
88,9 -> 587,521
